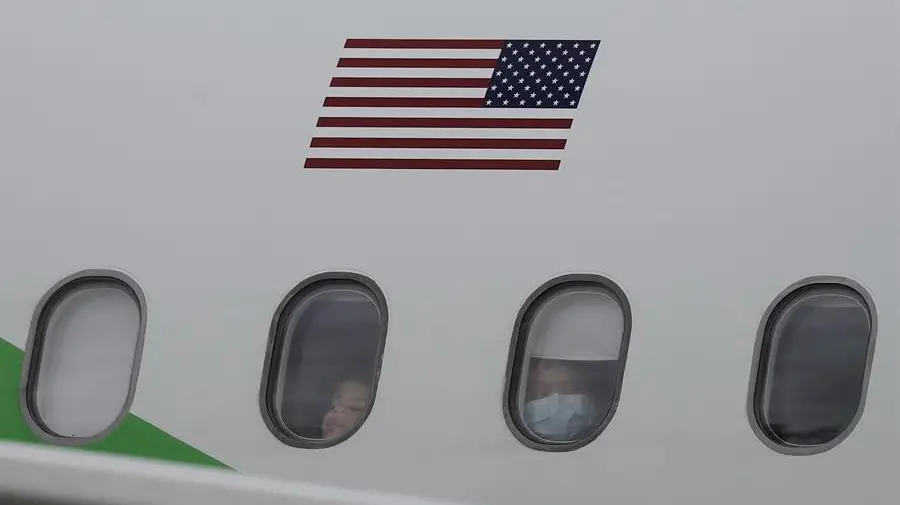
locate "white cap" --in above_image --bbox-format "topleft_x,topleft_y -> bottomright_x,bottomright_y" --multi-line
526,288 -> 624,361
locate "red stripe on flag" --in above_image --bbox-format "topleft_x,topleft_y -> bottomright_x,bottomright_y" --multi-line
330,77 -> 491,88
309,137 -> 566,149
323,97 -> 483,108
315,117 -> 574,129
337,58 -> 497,68
344,39 -> 506,49
304,158 -> 560,170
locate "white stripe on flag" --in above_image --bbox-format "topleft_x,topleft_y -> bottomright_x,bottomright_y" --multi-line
337,48 -> 502,59
330,67 -> 496,78
304,148 -> 563,160
312,128 -> 571,139
324,87 -> 487,98
316,107 -> 577,118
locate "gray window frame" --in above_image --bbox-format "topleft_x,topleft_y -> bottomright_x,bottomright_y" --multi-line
258,271 -> 389,449
746,275 -> 878,456
19,269 -> 148,445
502,273 -> 633,452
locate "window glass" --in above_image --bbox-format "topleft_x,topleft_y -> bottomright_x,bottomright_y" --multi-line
751,282 -> 875,451
262,275 -> 387,447
24,273 -> 146,441
506,277 -> 631,449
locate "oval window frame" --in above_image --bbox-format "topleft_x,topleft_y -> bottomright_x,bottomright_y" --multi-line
502,273 -> 633,452
20,268 -> 148,445
258,271 -> 389,449
746,275 -> 878,456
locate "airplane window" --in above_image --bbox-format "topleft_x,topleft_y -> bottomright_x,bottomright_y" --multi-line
22,270 -> 147,442
748,279 -> 876,455
259,273 -> 388,448
504,275 -> 632,451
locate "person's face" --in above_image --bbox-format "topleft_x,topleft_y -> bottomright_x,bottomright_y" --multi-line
532,361 -> 577,399
322,380 -> 370,439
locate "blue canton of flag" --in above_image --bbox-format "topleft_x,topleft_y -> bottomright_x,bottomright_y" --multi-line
483,40 -> 600,109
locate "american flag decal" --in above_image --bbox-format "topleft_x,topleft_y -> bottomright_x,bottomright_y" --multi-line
304,39 -> 601,171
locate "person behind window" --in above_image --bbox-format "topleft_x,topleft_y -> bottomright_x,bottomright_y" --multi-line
321,375 -> 372,439
523,358 -> 596,441
519,288 -> 625,442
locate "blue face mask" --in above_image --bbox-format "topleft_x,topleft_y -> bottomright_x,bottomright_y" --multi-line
524,393 -> 594,441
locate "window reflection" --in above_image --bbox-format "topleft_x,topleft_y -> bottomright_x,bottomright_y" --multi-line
508,278 -> 631,448
24,271 -> 147,443
753,283 -> 875,451
263,276 -> 387,447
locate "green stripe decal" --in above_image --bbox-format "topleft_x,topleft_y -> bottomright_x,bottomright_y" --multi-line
0,337 -> 230,469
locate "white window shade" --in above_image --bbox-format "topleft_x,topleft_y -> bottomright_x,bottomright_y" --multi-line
525,288 -> 624,361
24,272 -> 146,443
